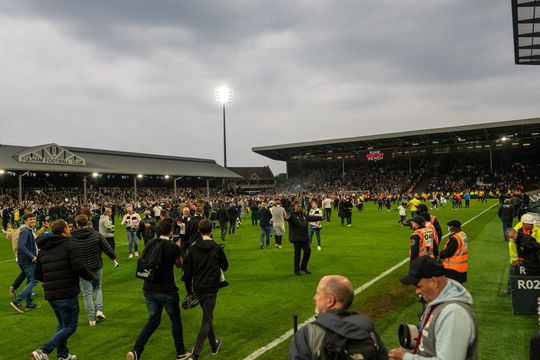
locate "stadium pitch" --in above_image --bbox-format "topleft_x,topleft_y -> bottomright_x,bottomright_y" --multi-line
0,200 -> 536,359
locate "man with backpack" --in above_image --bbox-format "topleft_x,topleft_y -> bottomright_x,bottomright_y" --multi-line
289,275 -> 388,360
127,218 -> 191,360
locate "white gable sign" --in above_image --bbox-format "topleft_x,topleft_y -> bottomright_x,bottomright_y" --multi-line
17,144 -> 86,166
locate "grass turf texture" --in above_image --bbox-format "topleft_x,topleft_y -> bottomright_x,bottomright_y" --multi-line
0,200 -> 536,359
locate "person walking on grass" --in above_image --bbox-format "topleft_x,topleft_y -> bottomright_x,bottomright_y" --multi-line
183,219 -> 228,360
71,214 -> 118,326
10,213 -> 42,313
127,218 -> 191,360
122,207 -> 141,259
30,219 -> 94,360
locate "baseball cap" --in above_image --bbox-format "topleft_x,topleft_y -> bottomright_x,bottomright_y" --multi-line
400,256 -> 445,285
446,220 -> 461,228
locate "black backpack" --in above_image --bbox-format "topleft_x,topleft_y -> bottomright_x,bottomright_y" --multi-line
135,239 -> 164,281
315,324 -> 381,360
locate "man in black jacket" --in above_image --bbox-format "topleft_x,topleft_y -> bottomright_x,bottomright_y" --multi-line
31,219 -> 94,360
183,219 -> 228,360
258,202 -> 272,249
71,214 -> 117,326
286,203 -> 323,275
498,198 -> 514,241
217,203 -> 229,241
138,211 -> 157,246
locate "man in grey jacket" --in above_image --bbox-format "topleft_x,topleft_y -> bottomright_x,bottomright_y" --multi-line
388,256 -> 478,360
289,275 -> 387,360
99,208 -> 115,250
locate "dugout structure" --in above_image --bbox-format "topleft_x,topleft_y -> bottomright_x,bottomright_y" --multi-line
252,117 -> 540,182
0,143 -> 241,203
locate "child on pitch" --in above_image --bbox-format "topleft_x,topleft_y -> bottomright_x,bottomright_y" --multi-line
397,204 -> 406,226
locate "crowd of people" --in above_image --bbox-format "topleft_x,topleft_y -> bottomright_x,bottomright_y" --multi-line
1,164 -> 538,359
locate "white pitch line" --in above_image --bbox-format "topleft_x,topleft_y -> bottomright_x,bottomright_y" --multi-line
242,201 -> 499,360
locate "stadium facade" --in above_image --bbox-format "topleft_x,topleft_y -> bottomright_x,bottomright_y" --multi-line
252,117 -> 540,186
0,143 -> 241,202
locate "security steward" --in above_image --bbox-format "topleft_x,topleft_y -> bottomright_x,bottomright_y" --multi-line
416,204 -> 442,241
409,215 -> 435,263
439,220 -> 468,284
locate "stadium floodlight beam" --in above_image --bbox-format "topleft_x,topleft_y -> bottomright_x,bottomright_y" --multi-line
164,175 -> 170,179
134,174 -> 144,203
0,169 -> 5,174
92,172 -> 99,178
501,136 -> 508,142
215,86 -> 233,168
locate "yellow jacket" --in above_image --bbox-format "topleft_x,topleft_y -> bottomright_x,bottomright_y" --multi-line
508,222 -> 540,264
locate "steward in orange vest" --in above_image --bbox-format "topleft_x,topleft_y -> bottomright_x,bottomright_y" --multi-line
409,215 -> 435,263
440,220 -> 468,284
416,204 -> 443,240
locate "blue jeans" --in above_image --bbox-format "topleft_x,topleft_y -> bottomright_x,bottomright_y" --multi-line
260,226 -> 271,246
133,291 -> 186,357
41,296 -> 79,358
308,226 -> 321,247
13,263 -> 37,306
127,230 -> 139,254
79,269 -> 102,321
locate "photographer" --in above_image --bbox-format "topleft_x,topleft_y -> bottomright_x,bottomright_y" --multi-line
388,256 -> 477,360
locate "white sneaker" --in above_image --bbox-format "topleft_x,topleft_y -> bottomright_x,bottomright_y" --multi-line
59,354 -> 77,360
89,320 -> 96,326
317,246 -> 321,251
347,224 -> 352,227
278,245 -> 282,249
31,349 -> 49,360
96,310 -> 106,320
128,253 -> 134,259
134,251 -> 139,257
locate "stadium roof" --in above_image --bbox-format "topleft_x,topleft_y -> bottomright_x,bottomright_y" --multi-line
512,0 -> 540,65
0,143 -> 241,178
253,117 -> 540,161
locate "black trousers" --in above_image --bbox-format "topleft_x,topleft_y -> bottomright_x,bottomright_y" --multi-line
105,237 -> 115,251
194,292 -> 218,356
293,241 -> 311,272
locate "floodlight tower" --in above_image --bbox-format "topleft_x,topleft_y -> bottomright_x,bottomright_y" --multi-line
215,86 -> 233,168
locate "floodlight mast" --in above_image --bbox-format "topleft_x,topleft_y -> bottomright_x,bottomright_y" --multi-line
215,86 -> 233,168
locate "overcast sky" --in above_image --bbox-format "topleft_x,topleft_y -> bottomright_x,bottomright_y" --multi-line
0,0 -> 537,174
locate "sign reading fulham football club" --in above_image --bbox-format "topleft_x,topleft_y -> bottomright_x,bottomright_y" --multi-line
17,144 -> 86,166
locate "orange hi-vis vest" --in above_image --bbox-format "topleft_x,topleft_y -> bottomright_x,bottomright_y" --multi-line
424,221 -> 439,246
410,228 -> 435,258
443,231 -> 468,273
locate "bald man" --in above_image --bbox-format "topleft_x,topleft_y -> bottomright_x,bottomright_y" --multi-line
289,275 -> 388,360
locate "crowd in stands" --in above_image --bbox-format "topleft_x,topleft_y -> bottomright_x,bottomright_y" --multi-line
279,162 -> 422,195
427,159 -> 525,194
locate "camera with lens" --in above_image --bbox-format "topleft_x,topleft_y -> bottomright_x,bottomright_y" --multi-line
398,323 -> 419,350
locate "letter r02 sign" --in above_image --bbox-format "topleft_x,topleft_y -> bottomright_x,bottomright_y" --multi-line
511,276 -> 540,315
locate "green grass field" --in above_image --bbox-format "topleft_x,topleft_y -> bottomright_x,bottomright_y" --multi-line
0,200 -> 536,359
